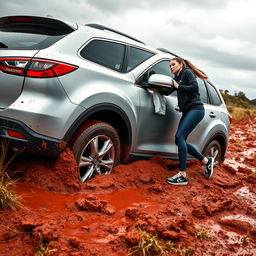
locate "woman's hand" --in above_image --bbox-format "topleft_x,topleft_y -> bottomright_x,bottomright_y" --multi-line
173,80 -> 180,89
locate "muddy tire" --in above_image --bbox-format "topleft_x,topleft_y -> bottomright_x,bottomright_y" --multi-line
71,120 -> 121,182
203,140 -> 222,166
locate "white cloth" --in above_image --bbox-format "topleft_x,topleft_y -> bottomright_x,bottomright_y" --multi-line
152,91 -> 166,115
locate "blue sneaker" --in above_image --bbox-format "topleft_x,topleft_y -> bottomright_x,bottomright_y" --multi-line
166,173 -> 188,185
204,157 -> 214,179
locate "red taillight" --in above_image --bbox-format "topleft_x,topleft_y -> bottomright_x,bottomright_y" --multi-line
6,130 -> 26,140
0,66 -> 25,75
0,57 -> 78,78
8,17 -> 33,22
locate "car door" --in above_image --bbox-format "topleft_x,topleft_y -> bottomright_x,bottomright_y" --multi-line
186,78 -> 225,156
133,60 -> 181,157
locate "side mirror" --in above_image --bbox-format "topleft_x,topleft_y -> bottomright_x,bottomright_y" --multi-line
148,74 -> 173,88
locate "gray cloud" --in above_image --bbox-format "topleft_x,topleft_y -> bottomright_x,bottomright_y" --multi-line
178,40 -> 256,72
0,0 -> 98,23
85,0 -> 229,13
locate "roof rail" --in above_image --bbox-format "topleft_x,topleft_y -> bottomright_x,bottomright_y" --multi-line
157,48 -> 180,57
86,23 -> 145,45
158,48 -> 207,77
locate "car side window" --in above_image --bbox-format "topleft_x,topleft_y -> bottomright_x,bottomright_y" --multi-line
126,47 -> 154,72
197,78 -> 209,104
205,81 -> 222,106
80,40 -> 125,72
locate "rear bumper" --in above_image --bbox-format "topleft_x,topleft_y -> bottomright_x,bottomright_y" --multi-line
0,117 -> 65,158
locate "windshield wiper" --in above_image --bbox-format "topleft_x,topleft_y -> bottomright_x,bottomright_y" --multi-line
0,42 -> 8,48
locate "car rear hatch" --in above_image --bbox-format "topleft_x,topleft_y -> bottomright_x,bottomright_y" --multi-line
0,15 -> 77,109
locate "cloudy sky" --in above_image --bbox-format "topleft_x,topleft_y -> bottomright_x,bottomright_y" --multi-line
1,0 -> 255,99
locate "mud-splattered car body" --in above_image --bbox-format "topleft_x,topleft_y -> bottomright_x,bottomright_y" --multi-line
0,16 -> 231,181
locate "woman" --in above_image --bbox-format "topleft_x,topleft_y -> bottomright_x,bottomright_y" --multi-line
166,57 -> 214,185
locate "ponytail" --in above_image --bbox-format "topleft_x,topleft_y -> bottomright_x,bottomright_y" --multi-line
171,57 -> 208,79
183,59 -> 208,79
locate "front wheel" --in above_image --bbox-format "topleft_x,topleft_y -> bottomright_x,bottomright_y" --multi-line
71,121 -> 121,182
203,140 -> 222,166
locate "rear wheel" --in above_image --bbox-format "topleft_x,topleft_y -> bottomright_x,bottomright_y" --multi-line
71,121 -> 121,182
203,140 -> 222,166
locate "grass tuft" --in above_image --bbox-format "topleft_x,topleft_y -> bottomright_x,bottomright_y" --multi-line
164,240 -> 176,253
177,247 -> 195,256
128,229 -> 164,256
0,139 -> 23,210
195,227 -> 213,240
35,233 -> 57,256
241,231 -> 251,245
0,139 -> 14,174
128,228 -> 195,256
0,174 -> 22,210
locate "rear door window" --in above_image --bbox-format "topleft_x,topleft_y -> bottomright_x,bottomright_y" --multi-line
80,40 -> 125,72
126,46 -> 154,72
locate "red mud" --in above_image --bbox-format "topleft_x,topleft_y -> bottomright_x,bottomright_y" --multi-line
0,116 -> 255,256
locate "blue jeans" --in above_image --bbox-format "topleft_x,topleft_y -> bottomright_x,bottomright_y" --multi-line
175,109 -> 205,171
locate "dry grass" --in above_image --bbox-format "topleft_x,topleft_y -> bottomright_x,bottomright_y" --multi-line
177,247 -> 195,256
0,139 -> 20,174
227,105 -> 256,120
0,139 -> 9,174
195,227 -> 213,240
241,231 -> 251,245
35,233 -> 57,256
0,174 -> 22,210
0,139 -> 23,210
128,229 -> 164,256
128,229 -> 195,256
164,240 -> 176,253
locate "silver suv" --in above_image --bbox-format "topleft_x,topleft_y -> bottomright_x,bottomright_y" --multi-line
0,16 -> 231,182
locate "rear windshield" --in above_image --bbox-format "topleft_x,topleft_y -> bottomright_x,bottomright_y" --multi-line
0,31 -> 67,50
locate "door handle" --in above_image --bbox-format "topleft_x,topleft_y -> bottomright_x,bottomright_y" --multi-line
175,106 -> 180,112
209,112 -> 216,118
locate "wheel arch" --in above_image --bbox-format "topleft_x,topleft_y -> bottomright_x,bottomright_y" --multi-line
63,103 -> 132,162
202,132 -> 228,162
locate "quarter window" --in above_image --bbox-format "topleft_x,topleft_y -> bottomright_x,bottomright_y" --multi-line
205,81 -> 222,106
80,40 -> 125,72
197,78 -> 209,104
126,47 -> 154,72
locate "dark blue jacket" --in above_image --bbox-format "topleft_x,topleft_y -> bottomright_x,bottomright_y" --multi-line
159,68 -> 203,113
174,68 -> 203,112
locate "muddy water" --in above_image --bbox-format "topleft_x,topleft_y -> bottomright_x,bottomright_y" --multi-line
0,116 -> 255,256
